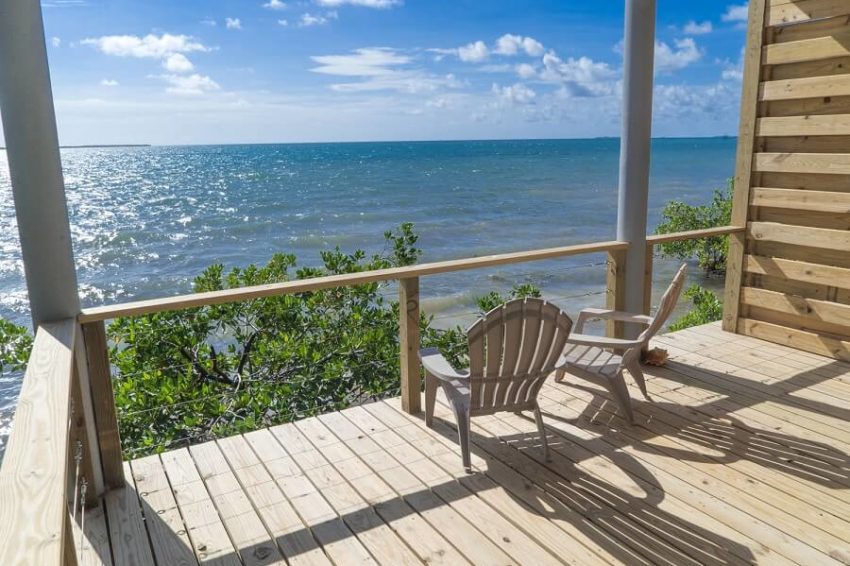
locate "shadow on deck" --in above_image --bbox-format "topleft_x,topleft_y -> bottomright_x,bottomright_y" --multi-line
73,323 -> 850,566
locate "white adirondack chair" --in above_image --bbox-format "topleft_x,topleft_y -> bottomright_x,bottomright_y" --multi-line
555,264 -> 687,423
420,298 -> 573,471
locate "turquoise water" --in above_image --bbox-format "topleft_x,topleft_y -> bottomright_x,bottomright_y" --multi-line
0,137 -> 737,452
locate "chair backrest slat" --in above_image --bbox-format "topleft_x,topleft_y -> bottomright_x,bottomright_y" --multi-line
467,298 -> 572,411
638,263 -> 688,344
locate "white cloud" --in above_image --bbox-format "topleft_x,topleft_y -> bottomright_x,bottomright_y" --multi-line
493,34 -> 544,57
539,52 -> 617,97
722,4 -> 749,22
683,20 -> 713,35
299,11 -> 337,27
82,33 -> 209,59
201,18 -> 217,26
225,18 -> 242,30
100,79 -> 119,87
311,47 -> 461,93
311,48 -> 411,76
51,36 -> 62,47
492,82 -> 536,104
720,47 -> 745,81
159,74 -> 220,95
262,0 -> 287,9
458,41 -> 489,63
330,73 -> 460,93
315,0 -> 400,7
515,63 -> 537,79
278,19 -> 289,26
163,53 -> 194,73
655,38 -> 702,73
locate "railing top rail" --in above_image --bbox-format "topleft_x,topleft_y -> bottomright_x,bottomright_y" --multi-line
0,319 -> 76,565
79,240 -> 629,322
646,225 -> 743,246
78,226 -> 743,323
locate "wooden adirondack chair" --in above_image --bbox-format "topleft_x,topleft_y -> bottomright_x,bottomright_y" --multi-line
554,263 -> 687,423
420,298 -> 573,471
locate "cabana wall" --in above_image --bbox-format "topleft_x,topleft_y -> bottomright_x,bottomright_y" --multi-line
724,0 -> 850,360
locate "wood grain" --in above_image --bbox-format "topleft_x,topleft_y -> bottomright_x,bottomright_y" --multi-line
398,277 -> 420,414
0,320 -> 77,566
80,322 -> 124,488
725,0 -> 769,332
767,0 -> 850,27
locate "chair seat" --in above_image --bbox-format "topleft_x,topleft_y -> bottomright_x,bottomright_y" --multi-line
560,343 -> 621,378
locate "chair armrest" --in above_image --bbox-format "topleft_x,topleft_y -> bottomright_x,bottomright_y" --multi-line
419,347 -> 469,382
564,333 -> 644,349
576,308 -> 653,332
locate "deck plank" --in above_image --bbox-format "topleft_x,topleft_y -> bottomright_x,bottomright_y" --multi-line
189,441 -> 285,566
160,448 -> 242,566
104,462 -> 157,566
130,454 -> 197,566
217,434 -> 333,566
256,426 -> 379,566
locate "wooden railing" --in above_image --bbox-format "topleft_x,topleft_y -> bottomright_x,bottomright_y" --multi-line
0,320 -> 102,565
0,225 -> 743,564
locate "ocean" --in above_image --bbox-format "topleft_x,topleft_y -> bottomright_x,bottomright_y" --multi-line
0,137 -> 737,455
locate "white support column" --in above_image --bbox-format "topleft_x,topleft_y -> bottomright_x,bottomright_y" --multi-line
617,0 -> 656,333
0,0 -> 80,325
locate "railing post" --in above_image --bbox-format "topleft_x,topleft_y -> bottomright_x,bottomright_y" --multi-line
399,277 -> 421,414
81,322 -> 124,488
69,351 -> 103,506
606,250 -> 627,338
643,243 -> 654,315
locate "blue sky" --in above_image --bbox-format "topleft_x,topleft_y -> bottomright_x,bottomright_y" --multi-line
8,0 -> 749,145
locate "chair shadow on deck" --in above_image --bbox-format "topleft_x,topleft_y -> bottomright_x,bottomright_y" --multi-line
78,413 -> 759,565
76,353 -> 849,566
421,411 -> 758,565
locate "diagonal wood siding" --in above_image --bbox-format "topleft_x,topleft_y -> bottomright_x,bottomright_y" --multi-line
725,0 -> 850,360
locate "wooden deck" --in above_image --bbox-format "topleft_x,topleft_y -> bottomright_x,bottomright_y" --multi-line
73,323 -> 850,566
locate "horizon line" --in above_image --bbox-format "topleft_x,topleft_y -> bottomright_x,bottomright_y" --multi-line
0,134 -> 737,150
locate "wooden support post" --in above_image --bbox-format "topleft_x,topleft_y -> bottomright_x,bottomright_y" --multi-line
722,0 -> 767,332
80,322 -> 124,488
606,250 -> 627,338
643,243 -> 654,316
69,362 -> 102,507
63,511 -> 79,566
399,277 -> 421,414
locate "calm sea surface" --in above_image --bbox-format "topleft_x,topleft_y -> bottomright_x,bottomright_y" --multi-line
0,137 -> 736,455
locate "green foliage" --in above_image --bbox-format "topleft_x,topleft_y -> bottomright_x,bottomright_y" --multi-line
668,284 -> 723,331
0,318 -> 32,374
109,223 -> 428,456
655,180 -> 733,274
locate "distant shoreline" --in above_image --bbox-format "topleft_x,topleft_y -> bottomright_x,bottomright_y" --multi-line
60,144 -> 152,149
0,144 -> 152,150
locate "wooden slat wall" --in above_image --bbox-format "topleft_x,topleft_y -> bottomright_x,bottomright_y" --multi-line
727,0 -> 850,360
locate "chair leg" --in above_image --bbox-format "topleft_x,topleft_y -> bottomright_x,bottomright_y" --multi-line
607,371 -> 635,424
452,404 -> 472,472
626,359 -> 650,400
554,367 -> 566,383
425,373 -> 438,427
533,403 -> 550,462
